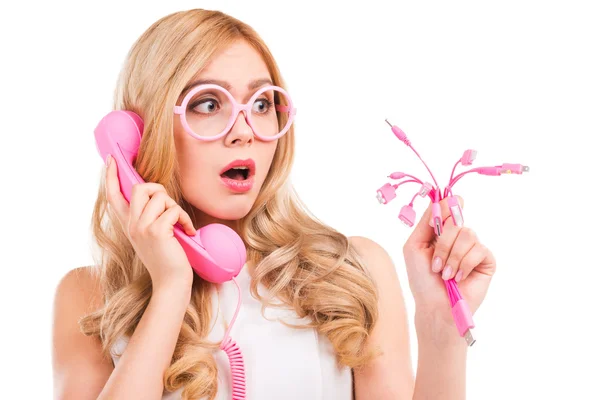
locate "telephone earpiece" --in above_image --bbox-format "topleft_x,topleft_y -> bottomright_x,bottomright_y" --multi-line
94,110 -> 246,283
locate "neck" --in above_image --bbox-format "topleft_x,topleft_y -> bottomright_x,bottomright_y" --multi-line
194,213 -> 239,234
192,211 -> 250,247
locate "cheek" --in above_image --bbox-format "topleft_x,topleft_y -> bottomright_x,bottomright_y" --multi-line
178,148 -> 230,218
174,137 -> 217,199
256,143 -> 279,182
178,148 -> 214,185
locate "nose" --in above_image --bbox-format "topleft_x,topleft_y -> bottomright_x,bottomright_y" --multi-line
226,109 -> 254,146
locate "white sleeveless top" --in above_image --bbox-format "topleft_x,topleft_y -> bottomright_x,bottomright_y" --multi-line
110,264 -> 353,399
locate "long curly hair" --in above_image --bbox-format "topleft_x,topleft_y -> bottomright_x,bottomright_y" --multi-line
79,8 -> 379,399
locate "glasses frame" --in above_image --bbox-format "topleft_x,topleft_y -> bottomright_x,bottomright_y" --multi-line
173,83 -> 297,141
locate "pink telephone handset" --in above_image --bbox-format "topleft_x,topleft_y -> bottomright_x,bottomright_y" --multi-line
376,119 -> 529,347
94,110 -> 246,284
94,110 -> 248,399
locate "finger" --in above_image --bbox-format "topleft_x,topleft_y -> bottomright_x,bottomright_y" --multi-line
138,192 -> 197,235
104,154 -> 129,222
443,227 -> 478,281
152,204 -> 197,237
137,191 -> 177,229
457,243 -> 496,282
177,207 -> 197,236
129,182 -> 168,227
407,195 -> 464,247
430,217 -> 462,273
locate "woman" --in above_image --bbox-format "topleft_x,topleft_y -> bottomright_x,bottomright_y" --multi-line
52,8 -> 496,400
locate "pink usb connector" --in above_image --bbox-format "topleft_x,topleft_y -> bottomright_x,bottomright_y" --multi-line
448,195 -> 464,227
478,164 -> 530,176
376,183 -> 397,204
431,201 -> 443,236
460,149 -> 477,166
377,119 -> 529,346
398,205 -> 416,227
448,281 -> 476,346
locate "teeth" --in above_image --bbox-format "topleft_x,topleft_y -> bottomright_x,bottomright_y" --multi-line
232,166 -> 248,170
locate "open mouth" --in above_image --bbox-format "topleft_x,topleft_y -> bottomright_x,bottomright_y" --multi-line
220,166 -> 251,181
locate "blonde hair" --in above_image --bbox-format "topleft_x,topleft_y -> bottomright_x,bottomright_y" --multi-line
80,8 -> 379,399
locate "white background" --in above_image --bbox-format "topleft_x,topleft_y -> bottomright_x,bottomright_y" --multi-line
1,1 -> 598,398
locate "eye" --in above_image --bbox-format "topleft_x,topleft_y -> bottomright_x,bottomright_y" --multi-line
191,98 -> 220,114
252,98 -> 273,114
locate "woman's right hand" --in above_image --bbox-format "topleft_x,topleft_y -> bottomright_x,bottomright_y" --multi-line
104,154 -> 197,292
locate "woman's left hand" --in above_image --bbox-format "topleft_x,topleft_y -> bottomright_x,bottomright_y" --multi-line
402,196 -> 497,328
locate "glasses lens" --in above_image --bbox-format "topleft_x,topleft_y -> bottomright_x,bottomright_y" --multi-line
185,88 -> 233,138
247,87 -> 291,138
184,87 -> 292,139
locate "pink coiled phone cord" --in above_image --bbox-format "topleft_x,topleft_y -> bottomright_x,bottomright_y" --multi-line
219,278 -> 246,399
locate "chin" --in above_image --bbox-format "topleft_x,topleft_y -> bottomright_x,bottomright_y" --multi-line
182,174 -> 263,222
192,192 -> 256,222
212,198 -> 254,220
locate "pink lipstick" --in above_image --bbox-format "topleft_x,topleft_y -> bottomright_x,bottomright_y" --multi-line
219,159 -> 256,193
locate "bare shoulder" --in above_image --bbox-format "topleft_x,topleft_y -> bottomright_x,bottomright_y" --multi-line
348,235 -> 389,256
348,236 -> 397,279
54,266 -> 103,310
52,266 -> 113,399
348,237 -> 415,398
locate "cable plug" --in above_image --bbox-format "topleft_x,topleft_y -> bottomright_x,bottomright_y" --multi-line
451,299 -> 476,346
477,166 -> 501,176
460,149 -> 477,166
478,163 -> 530,176
431,202 -> 443,236
499,163 -> 530,174
418,182 -> 433,197
388,171 -> 407,179
385,119 -> 411,146
398,205 -> 416,227
376,183 -> 396,204
448,195 -> 464,227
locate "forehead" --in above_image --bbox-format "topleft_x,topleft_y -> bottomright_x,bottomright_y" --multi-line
194,40 -> 270,94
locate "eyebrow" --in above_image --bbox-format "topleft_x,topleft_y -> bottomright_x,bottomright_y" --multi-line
181,78 -> 273,95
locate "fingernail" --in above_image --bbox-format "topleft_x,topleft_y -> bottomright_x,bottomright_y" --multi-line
455,270 -> 463,282
106,154 -> 112,167
442,265 -> 452,280
432,256 -> 442,272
